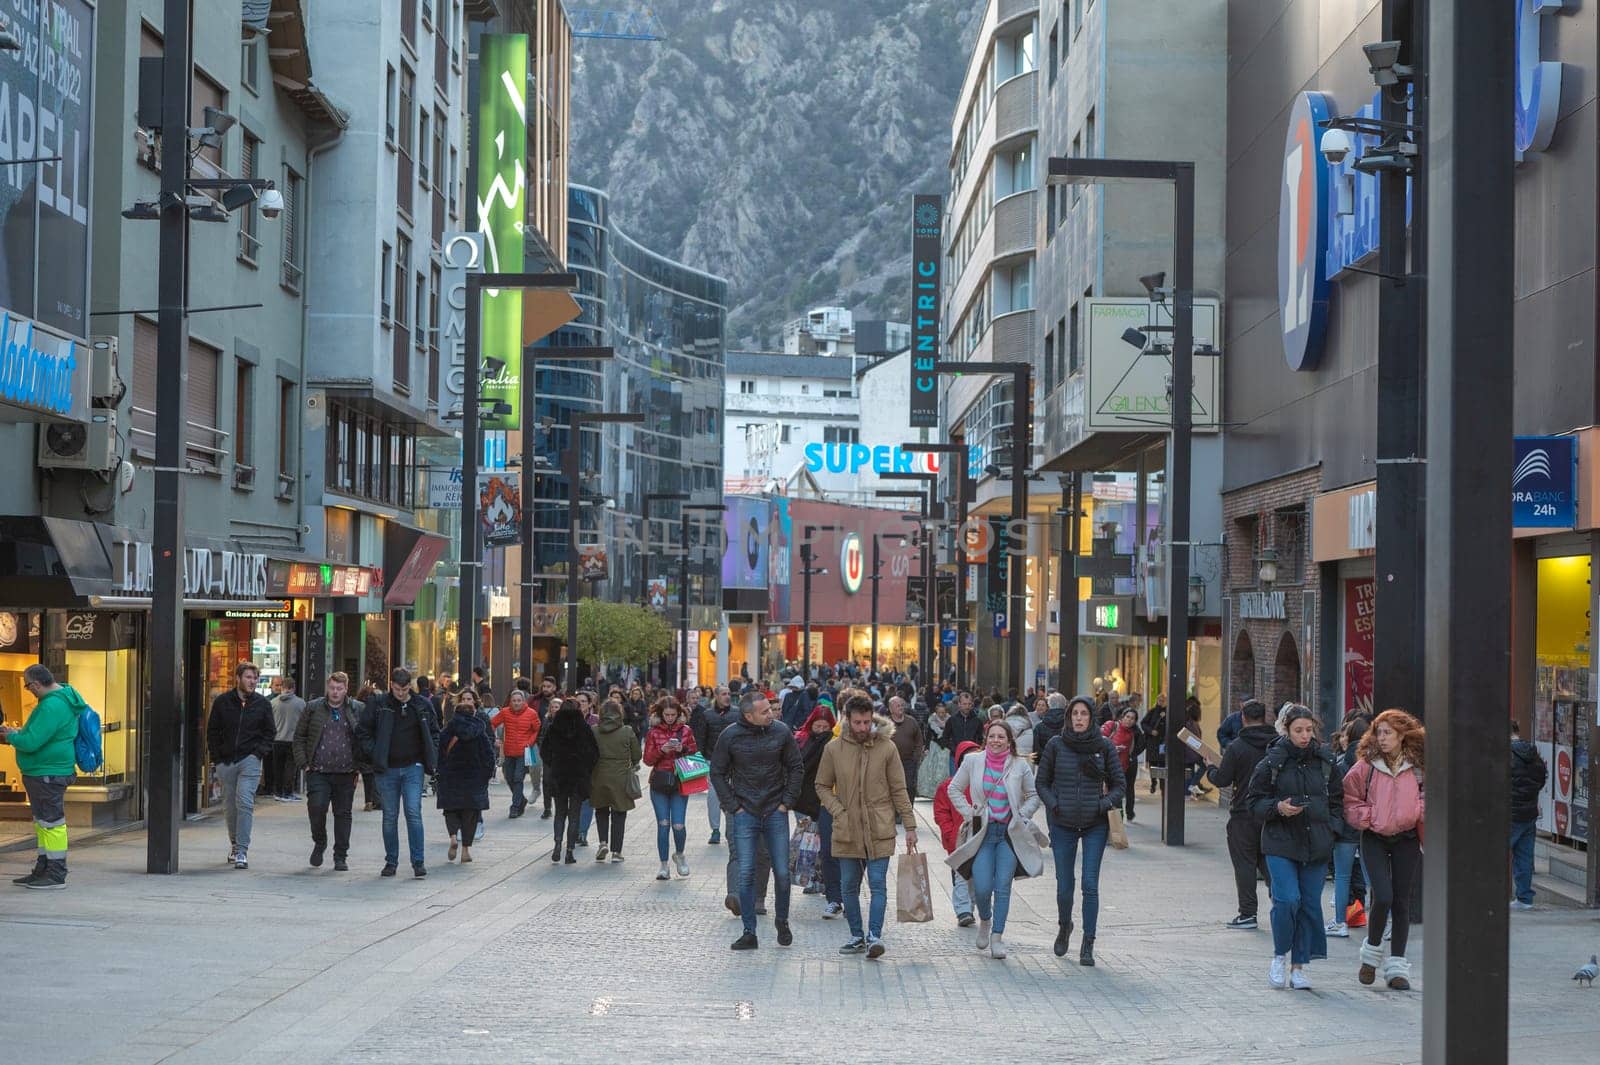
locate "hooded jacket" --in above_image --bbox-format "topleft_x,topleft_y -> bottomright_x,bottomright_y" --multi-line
1510,739 -> 1547,823
814,713 -> 917,860
434,710 -> 496,811
7,684 -> 87,776
1004,705 -> 1036,757
1033,701 -> 1068,753
1245,735 -> 1345,864
793,706 -> 837,821
1207,723 -> 1277,815
709,715 -> 803,817
933,740 -> 982,853
589,706 -> 643,811
1342,756 -> 1424,838
540,705 -> 600,799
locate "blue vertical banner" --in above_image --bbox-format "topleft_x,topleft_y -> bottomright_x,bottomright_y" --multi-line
1512,435 -> 1576,527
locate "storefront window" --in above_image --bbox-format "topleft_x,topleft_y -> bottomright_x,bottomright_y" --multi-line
1533,555 -> 1591,843
63,648 -> 137,786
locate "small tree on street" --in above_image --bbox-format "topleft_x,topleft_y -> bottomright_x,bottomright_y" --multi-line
574,598 -> 674,675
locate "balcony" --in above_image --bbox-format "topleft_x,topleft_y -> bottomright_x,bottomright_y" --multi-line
994,72 -> 1037,143
944,309 -> 1035,427
992,189 -> 1036,258
998,0 -> 1036,25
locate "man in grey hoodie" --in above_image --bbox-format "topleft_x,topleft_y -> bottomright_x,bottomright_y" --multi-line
272,677 -> 307,800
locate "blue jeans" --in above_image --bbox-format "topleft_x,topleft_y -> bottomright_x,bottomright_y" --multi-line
706,782 -> 722,833
376,763 -> 426,867
1265,855 -> 1328,964
1510,818 -> 1537,904
1331,840 -> 1360,923
580,799 -> 594,838
1049,820 -> 1109,936
839,855 -> 890,940
651,790 -> 689,861
969,820 -> 1019,934
816,805 -> 843,904
731,809 -> 791,935
952,871 -> 974,917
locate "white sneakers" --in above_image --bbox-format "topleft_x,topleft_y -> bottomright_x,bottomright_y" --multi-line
1269,955 -> 1288,989
976,918 -> 992,950
1509,899 -> 1534,911
989,933 -> 1007,960
657,862 -> 672,881
674,852 -> 690,877
1290,968 -> 1313,990
1324,920 -> 1349,937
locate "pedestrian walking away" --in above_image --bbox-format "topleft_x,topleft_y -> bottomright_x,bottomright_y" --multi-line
489,688 -> 541,817
793,703 -> 842,914
437,689 -> 496,864
590,700 -> 643,863
356,668 -> 439,878
710,692 -> 803,951
1207,699 -> 1276,930
1038,696 -> 1126,965
815,694 -> 919,959
540,698 -> 599,864
207,661 -> 276,870
293,671 -> 364,871
643,698 -> 698,880
2,665 -> 89,889
1509,720 -> 1547,911
1342,708 -> 1425,991
1139,695 -> 1168,795
1245,705 -> 1345,990
270,677 -> 306,801
946,719 -> 1046,961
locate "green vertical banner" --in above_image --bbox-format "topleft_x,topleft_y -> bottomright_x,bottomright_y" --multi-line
476,34 -> 527,429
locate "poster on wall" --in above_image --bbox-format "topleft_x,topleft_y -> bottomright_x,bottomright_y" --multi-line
767,497 -> 792,621
647,578 -> 667,611
1343,578 -> 1375,716
479,473 -> 521,546
578,544 -> 608,582
1535,665 -> 1555,832
722,496 -> 769,590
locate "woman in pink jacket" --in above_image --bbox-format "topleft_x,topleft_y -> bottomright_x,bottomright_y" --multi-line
1341,708 -> 1425,992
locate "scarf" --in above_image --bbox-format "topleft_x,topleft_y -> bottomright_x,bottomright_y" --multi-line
982,750 -> 1012,823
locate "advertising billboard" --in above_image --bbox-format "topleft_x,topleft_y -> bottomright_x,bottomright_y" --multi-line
721,496 -> 769,590
771,499 -> 913,625
768,496 -> 792,620
475,34 -> 526,429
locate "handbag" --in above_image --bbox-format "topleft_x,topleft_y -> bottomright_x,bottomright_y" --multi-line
649,768 -> 679,793
895,848 -> 935,923
624,769 -> 643,801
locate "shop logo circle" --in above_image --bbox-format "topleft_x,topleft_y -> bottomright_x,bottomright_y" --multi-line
1277,91 -> 1332,372
959,516 -> 995,561
840,532 -> 864,594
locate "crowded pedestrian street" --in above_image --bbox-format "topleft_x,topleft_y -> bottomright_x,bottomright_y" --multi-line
2,777 -> 1593,1065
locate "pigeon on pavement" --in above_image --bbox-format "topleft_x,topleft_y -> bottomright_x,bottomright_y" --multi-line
1574,955 -> 1599,988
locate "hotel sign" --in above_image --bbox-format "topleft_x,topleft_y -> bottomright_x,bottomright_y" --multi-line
909,194 -> 942,427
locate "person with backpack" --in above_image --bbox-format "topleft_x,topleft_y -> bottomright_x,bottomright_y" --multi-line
207,661 -> 277,871
1341,708 -> 1425,991
1245,704 -> 1345,990
690,685 -> 740,845
2,664 -> 91,889
1036,695 -> 1126,966
1139,694 -> 1168,796
1207,699 -> 1276,930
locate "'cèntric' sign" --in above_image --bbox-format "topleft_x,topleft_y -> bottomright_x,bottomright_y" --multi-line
909,195 -> 942,427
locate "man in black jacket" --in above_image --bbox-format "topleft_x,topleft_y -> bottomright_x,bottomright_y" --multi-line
1139,694 -> 1169,795
356,668 -> 438,878
692,686 -> 740,844
1510,721 -> 1548,909
1208,700 -> 1275,929
939,691 -> 983,770
293,671 -> 364,871
710,693 -> 803,951
206,661 -> 276,869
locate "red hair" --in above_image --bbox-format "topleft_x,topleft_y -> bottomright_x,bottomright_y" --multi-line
1357,708 -> 1425,771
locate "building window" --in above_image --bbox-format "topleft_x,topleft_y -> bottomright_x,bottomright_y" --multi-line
1043,332 -> 1055,394
380,242 -> 393,323
395,233 -> 411,332
428,262 -> 442,403
1086,106 -> 1097,155
995,143 -> 1033,197
1047,26 -> 1058,87
1056,316 -> 1068,380
277,379 -> 295,493
417,109 -> 431,187
996,260 -> 1032,313
237,133 -> 260,264
1046,177 -> 1056,237
187,337 -> 221,470
780,424 -> 791,444
739,379 -> 755,394
823,388 -> 850,398
241,38 -> 259,94
447,146 -> 459,217
234,359 -> 253,469
432,110 -> 446,200
398,66 -> 415,157
385,65 -> 397,146
414,270 -> 427,350
192,69 -> 227,168
1069,303 -> 1081,374
281,168 -> 304,291
823,426 -> 859,446
994,24 -> 1036,81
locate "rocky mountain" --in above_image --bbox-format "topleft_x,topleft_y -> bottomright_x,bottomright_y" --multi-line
571,0 -> 980,346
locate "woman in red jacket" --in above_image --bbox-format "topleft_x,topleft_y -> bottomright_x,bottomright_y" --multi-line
933,740 -> 982,926
1101,708 -> 1142,822
1341,708 -> 1425,992
643,698 -> 699,881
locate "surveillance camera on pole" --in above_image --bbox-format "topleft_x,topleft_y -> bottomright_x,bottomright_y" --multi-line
258,186 -> 284,219
1320,127 -> 1355,166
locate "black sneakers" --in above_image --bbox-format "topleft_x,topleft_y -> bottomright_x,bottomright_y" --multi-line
776,920 -> 793,947
333,857 -> 349,872
12,855 -> 47,885
1226,914 -> 1258,930
730,932 -> 758,951
1079,935 -> 1096,967
310,844 -> 325,868
413,863 -> 427,878
1054,922 -> 1074,958
381,863 -> 398,877
839,938 -> 867,955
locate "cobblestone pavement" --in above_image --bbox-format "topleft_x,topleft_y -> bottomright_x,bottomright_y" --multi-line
1,779 -> 1596,1064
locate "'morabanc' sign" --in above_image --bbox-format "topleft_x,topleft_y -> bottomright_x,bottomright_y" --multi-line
909,194 -> 942,427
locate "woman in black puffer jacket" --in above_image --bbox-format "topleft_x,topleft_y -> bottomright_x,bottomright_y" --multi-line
1035,695 -> 1125,967
1245,705 -> 1346,991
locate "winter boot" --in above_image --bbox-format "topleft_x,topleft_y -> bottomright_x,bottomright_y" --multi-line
989,933 -> 1007,960
1053,922 -> 1073,958
12,855 -> 47,885
976,918 -> 992,950
1382,954 -> 1412,991
1358,940 -> 1385,986
1079,935 -> 1096,967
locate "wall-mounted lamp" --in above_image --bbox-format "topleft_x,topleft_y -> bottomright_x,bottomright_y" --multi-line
1188,573 -> 1206,616
1257,547 -> 1279,587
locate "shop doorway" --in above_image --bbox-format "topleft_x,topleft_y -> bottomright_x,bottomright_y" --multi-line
1273,631 -> 1301,710
1231,630 -> 1255,703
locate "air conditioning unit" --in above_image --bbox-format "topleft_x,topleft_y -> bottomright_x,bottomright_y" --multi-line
89,335 -> 122,407
39,410 -> 118,472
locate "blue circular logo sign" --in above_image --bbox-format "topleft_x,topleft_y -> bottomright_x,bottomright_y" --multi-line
915,202 -> 941,228
1277,91 -> 1333,372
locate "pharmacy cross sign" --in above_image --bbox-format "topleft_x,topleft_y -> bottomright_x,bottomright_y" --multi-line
1076,536 -> 1135,597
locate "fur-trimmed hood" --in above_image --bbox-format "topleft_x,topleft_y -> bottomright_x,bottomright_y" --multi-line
841,712 -> 896,746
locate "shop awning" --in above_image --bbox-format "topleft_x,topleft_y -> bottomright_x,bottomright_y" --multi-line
0,516 -> 119,606
384,527 -> 450,607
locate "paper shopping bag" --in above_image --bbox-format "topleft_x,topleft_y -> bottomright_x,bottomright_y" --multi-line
895,850 -> 934,923
1106,808 -> 1130,850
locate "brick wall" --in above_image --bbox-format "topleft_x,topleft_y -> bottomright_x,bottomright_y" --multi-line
1222,467 -> 1322,713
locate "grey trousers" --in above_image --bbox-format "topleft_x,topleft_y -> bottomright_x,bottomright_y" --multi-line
217,755 -> 263,853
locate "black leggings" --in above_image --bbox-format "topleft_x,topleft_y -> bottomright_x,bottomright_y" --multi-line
595,808 -> 627,855
552,795 -> 581,852
444,809 -> 481,844
1361,830 -> 1421,956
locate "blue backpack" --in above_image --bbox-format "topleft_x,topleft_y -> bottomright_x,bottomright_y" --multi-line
74,706 -> 104,773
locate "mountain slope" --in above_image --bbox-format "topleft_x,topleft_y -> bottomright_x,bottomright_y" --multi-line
571,0 -> 980,346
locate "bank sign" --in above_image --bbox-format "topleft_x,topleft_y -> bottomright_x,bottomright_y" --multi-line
804,442 -> 941,476
1513,435 -> 1576,527
909,194 -> 941,428
1278,1 -> 1573,371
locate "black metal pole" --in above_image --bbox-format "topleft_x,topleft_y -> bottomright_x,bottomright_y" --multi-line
564,436 -> 579,690
1058,474 -> 1080,694
680,513 -> 690,690
518,371 -> 535,682
870,534 -> 881,674
147,0 -> 192,874
801,542 -> 813,683
460,275 -> 482,687
1422,0 -> 1512,1058
955,438 -> 969,693
1008,370 -> 1030,695
1163,164 -> 1195,848
925,498 -> 942,693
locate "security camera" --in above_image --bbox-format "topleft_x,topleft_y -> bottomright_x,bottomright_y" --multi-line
1320,127 -> 1355,166
258,186 -> 284,219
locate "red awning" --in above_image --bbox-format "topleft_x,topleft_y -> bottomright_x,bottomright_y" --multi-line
383,533 -> 448,607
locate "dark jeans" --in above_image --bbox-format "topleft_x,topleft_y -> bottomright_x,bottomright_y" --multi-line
375,763 -> 426,867
1225,813 -> 1271,918
731,808 -> 791,935
1049,820 -> 1110,936
305,771 -> 356,859
502,756 -> 527,812
901,759 -> 919,800
271,740 -> 299,796
552,794 -> 582,852
1510,818 -> 1537,904
444,808 -> 481,843
360,771 -> 377,807
816,805 -> 842,904
1361,830 -> 1421,955
1121,763 -> 1137,818
595,808 -> 628,854
726,813 -> 772,900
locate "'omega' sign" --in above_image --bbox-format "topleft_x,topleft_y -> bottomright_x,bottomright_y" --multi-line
840,532 -> 864,595
116,542 -> 270,600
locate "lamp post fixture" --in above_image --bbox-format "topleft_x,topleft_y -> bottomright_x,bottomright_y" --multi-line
679,502 -> 726,689
799,523 -> 839,682
932,361 -> 1032,695
1056,472 -> 1084,693
560,411 -> 645,688
1047,155 -> 1193,846
901,439 -> 977,689
880,471 -> 944,691
864,531 -> 908,675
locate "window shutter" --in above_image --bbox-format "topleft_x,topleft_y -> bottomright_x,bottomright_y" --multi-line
187,339 -> 220,467
132,318 -> 158,448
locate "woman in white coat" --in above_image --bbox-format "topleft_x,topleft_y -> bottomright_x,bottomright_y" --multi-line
946,718 -> 1047,959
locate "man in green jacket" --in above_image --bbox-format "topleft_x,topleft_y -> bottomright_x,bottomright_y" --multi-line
1,664 -> 87,889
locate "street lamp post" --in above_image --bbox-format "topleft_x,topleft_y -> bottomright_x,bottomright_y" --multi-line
933,362 -> 1032,695
880,471 -> 943,691
799,523 -> 838,682
1047,156 -> 1194,846
642,492 -> 690,603
561,411 -> 645,689
875,490 -> 933,693
679,502 -> 726,689
1057,473 -> 1083,693
900,439 -> 976,689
